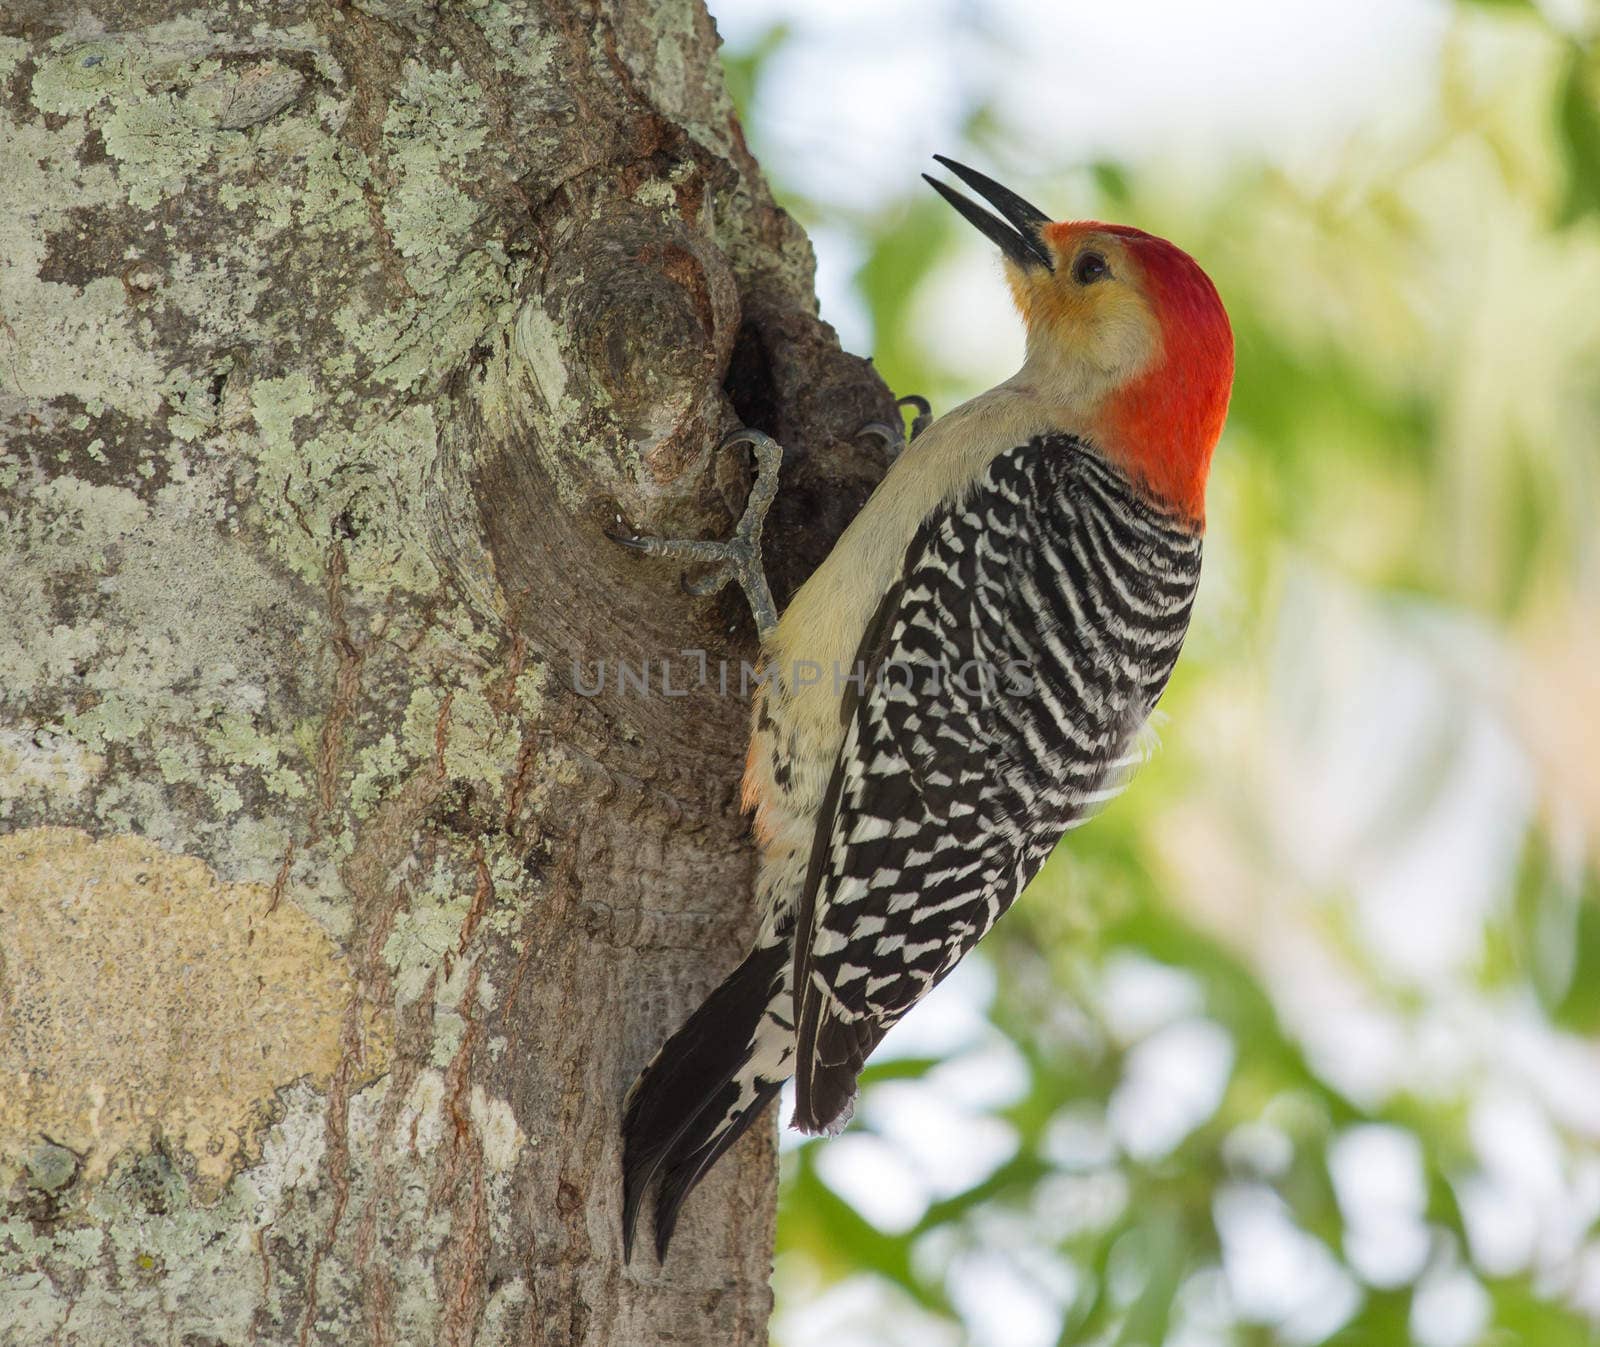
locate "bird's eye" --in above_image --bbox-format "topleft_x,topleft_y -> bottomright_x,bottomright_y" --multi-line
1072,251 -> 1109,285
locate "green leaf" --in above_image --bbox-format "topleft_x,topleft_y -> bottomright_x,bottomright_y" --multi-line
1482,1277 -> 1600,1343
1091,162 -> 1133,206
1556,45 -> 1600,225
1549,862 -> 1600,1033
778,1152 -> 955,1318
1321,1288 -> 1412,1345
856,1056 -> 945,1088
717,22 -> 790,126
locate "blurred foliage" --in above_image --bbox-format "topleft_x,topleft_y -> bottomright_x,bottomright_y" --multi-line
718,2 -> 1600,1344
1556,43 -> 1600,223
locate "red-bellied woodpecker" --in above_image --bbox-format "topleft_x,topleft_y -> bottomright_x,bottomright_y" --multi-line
616,156 -> 1235,1261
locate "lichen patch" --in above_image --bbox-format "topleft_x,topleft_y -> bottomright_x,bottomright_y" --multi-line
0,827 -> 380,1197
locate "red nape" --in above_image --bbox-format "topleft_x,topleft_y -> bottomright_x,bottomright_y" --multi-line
1095,226 -> 1234,526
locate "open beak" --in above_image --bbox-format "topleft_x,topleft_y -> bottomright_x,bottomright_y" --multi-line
923,155 -> 1054,271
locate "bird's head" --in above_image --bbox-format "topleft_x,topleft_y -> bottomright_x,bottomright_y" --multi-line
926,157 -> 1234,525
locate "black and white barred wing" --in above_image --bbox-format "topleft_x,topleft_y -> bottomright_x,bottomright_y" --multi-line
791,438 -> 1202,1133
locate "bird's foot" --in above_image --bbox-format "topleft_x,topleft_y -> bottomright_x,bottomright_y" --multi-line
609,427 -> 782,640
855,395 -> 933,462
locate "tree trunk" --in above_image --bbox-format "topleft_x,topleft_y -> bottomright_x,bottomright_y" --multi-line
0,2 -> 891,1342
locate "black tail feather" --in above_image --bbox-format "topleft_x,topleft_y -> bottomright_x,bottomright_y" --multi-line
652,1078 -> 782,1261
792,1008 -> 883,1134
621,940 -> 786,1261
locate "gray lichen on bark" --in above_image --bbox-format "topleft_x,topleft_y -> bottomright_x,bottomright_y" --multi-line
0,1 -> 892,1342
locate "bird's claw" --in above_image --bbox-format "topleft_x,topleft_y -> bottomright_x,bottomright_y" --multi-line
855,420 -> 903,452
898,395 -> 933,441
609,428 -> 782,639
855,395 -> 934,463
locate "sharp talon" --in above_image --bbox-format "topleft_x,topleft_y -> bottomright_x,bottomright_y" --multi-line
897,394 -> 934,441
855,421 -> 901,450
854,398 -> 934,460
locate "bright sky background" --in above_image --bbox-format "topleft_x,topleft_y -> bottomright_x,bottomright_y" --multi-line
712,0 -> 1450,358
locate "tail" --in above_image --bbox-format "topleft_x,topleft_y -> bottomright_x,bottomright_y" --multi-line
621,939 -> 792,1262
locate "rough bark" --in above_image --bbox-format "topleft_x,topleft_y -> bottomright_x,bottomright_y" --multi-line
0,2 -> 893,1343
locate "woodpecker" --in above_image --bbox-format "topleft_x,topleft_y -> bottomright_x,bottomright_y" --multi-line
616,156 -> 1234,1261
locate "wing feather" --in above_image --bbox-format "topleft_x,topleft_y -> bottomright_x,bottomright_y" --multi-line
790,438 -> 1201,1133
